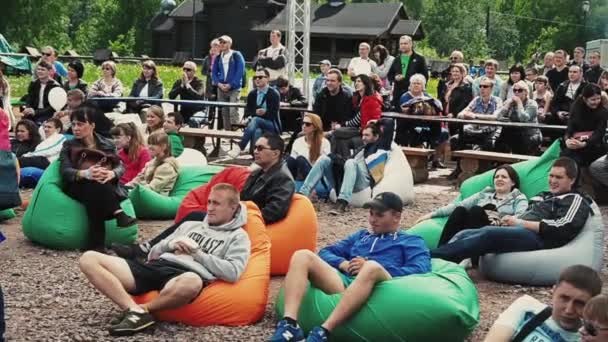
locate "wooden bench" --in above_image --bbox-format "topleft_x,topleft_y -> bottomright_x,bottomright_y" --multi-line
179,127 -> 243,154
452,150 -> 538,185
402,147 -> 435,183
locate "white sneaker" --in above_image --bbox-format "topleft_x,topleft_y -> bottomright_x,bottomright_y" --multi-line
227,146 -> 242,159
459,258 -> 473,269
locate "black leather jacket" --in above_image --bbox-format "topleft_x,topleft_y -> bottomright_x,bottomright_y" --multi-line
59,132 -> 126,197
129,78 -> 164,99
240,161 -> 295,224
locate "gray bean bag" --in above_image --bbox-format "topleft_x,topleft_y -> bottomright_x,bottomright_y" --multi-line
479,202 -> 604,286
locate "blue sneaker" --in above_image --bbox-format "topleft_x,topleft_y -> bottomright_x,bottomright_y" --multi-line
306,327 -> 329,342
269,319 -> 305,342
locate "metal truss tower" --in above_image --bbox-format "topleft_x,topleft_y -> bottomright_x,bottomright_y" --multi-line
286,0 -> 311,99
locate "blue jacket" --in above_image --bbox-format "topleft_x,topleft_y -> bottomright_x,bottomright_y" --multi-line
319,229 -> 431,278
211,50 -> 245,91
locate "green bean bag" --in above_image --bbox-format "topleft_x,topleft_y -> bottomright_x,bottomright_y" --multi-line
275,259 -> 479,342
129,165 -> 224,219
0,209 -> 15,221
22,162 -> 138,250
408,141 -> 562,248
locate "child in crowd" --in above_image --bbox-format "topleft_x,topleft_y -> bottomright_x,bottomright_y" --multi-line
580,294 -> 608,341
110,123 -> 151,185
140,105 -> 165,142
126,132 -> 179,195
18,118 -> 66,169
163,112 -> 184,158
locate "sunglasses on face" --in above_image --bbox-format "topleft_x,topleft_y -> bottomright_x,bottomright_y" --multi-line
42,52 -> 52,57
479,84 -> 492,88
254,145 -> 272,152
450,57 -> 459,60
513,88 -> 525,93
103,67 -> 112,71
183,68 -> 193,72
302,122 -> 313,127
583,320 -> 608,337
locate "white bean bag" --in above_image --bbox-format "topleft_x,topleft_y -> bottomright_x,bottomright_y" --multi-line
479,202 -> 604,286
176,148 -> 207,167
350,144 -> 415,207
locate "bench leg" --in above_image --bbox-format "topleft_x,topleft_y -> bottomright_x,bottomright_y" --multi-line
457,158 -> 479,187
407,155 -> 429,184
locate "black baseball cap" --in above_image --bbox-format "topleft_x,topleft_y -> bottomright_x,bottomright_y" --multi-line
363,192 -> 403,212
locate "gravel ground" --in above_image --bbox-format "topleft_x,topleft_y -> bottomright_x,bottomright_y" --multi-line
1,170 -> 606,342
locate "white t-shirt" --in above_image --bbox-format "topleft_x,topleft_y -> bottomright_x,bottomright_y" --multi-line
38,83 -> 47,109
348,57 -> 377,76
494,295 -> 579,342
139,83 -> 149,97
221,51 -> 233,81
290,136 -> 331,164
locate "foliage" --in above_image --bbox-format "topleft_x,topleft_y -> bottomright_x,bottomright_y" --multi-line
2,0 -> 608,63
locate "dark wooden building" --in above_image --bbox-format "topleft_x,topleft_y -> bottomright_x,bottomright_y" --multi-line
150,0 -> 423,63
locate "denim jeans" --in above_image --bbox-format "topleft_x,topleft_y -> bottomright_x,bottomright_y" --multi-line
339,158 -> 370,202
286,155 -> 312,181
298,155 -> 335,197
430,226 -> 544,263
298,156 -> 370,203
238,117 -> 279,150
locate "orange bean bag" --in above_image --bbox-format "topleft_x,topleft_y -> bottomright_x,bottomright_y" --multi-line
267,194 -> 318,275
132,201 -> 270,326
175,166 -> 251,222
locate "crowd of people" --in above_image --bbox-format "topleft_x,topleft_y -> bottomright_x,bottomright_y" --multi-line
0,32 -> 607,342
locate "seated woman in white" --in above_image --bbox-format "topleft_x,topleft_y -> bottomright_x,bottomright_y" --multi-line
286,113 -> 331,181
126,132 -> 179,196
18,117 -> 66,170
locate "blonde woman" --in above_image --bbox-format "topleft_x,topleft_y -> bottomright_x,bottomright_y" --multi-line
286,113 -> 330,180
126,132 -> 179,195
89,60 -> 123,112
140,105 -> 165,142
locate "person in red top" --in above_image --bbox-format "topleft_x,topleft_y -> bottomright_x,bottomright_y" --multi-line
0,108 -> 9,151
110,122 -> 151,184
331,74 -> 383,158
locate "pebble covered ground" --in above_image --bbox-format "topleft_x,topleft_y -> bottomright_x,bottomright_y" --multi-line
1,169 -> 606,341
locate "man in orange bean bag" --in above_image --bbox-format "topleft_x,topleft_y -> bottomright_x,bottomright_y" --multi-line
113,132 -> 295,259
79,184 -> 251,337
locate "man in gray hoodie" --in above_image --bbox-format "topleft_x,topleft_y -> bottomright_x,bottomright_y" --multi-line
79,184 -> 251,337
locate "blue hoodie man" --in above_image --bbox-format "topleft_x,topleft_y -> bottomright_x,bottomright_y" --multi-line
270,192 -> 431,342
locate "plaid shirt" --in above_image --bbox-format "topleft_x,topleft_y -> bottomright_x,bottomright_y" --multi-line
464,95 -> 502,134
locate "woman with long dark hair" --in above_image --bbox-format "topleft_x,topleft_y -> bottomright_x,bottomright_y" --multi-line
561,83 -> 608,166
332,74 -> 383,158
372,44 -> 394,90
59,106 -> 136,250
10,119 -> 41,157
500,63 -> 533,101
417,164 -> 528,246
286,113 -> 330,181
